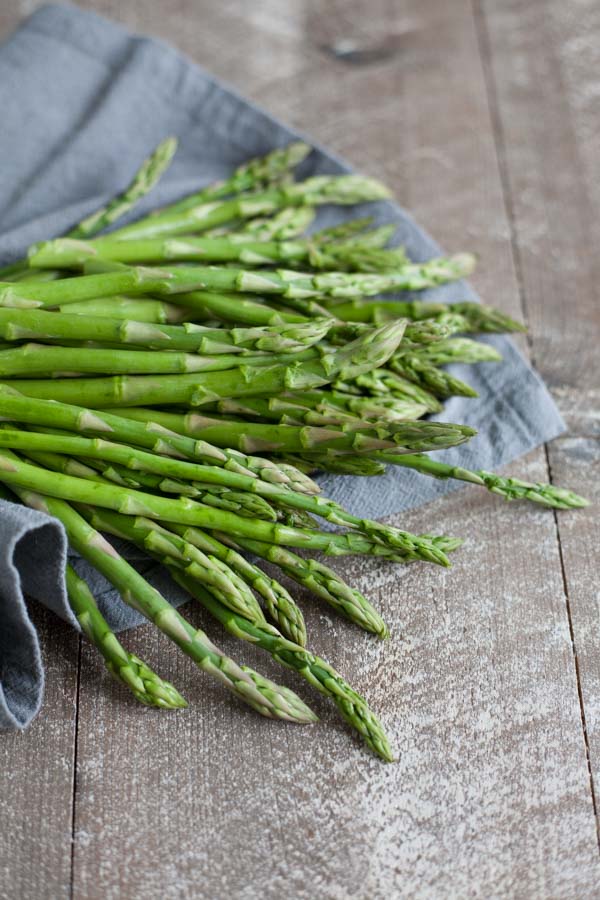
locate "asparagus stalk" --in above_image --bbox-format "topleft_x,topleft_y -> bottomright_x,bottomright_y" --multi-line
372,453 -> 589,509
0,139 -> 179,280
324,298 -> 526,334
0,429 -> 461,562
171,570 -> 394,761
65,564 -> 188,708
3,468 -> 316,722
0,386 -> 319,493
28,232 -> 406,272
159,142 -> 311,215
80,505 -> 307,647
333,370 -> 444,413
0,448 -> 454,564
399,337 -> 502,366
313,221 -> 396,249
103,407 -> 477,455
0,480 -> 188,708
0,306 -> 332,354
274,505 -> 319,530
283,453 -> 388,477
0,254 -> 474,310
206,391 -> 429,426
151,289 -> 305,326
70,138 -> 179,239
0,321 -> 410,407
17,431 -> 275,622
234,206 -> 316,241
90,175 -> 392,242
3,144 -> 310,282
218,532 -> 388,639
73,505 -> 266,625
59,297 -> 191,323
164,523 -> 308,646
78,458 -> 278,519
0,343 -> 335,378
20,438 -> 280,523
388,355 -> 478,399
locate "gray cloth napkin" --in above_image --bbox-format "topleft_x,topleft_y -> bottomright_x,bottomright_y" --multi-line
0,3 -> 565,730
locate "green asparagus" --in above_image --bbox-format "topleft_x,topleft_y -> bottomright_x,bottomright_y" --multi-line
0,429 -> 461,562
171,570 -> 394,761
3,470 -> 316,722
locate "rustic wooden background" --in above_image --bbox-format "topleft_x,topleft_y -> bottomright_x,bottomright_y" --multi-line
1,1 -> 599,897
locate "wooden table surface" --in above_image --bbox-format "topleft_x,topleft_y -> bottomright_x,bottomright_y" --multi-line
1,2 -> 599,897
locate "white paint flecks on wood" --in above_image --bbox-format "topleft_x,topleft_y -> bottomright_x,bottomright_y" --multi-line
0,606 -> 78,900
477,0 -> 600,433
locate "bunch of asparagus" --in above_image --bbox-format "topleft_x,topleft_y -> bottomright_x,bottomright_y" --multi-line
0,138 -> 586,761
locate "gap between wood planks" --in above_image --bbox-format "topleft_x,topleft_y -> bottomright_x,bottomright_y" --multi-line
69,635 -> 82,900
472,0 -> 600,853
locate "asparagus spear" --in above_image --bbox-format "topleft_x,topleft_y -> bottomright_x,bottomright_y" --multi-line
217,532 -> 388,639
59,297 -> 191,323
20,437 -> 280,523
283,453 -> 388,477
399,337 -> 502,366
70,138 -> 179,239
79,505 -> 307,647
0,306 -> 332,354
0,386 -> 319,494
148,289 -> 305,326
143,328 -> 449,376
0,449 -> 454,564
73,505 -> 266,625
0,343 -> 338,378
171,570 -> 394,761
321,298 -> 525,333
313,221 -> 396,249
0,479 -> 188,708
77,458 -> 278,520
159,142 -> 311,215
3,469 -> 316,722
16,431 -> 274,623
0,253 -> 474,310
0,429 -> 461,562
388,355 -> 478,399
90,175 -> 392,242
0,321 -> 410,407
102,407 -> 477,455
234,206 -> 316,240
163,523 -> 308,646
333,370 -> 444,413
28,233 -> 407,272
0,139 -> 179,280
65,564 -> 188,708
206,391 -> 429,426
372,453 -> 589,509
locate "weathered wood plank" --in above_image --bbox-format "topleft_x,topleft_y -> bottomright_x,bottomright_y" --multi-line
478,0 -> 600,862
476,0 -> 600,435
547,437 -> 600,811
0,606 -> 78,900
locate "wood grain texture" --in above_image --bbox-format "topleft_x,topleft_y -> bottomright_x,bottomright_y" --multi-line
478,0 -> 600,868
0,606 -> 78,900
0,1 -> 599,897
69,452 -> 600,899
476,0 -> 600,435
547,437 -> 600,816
